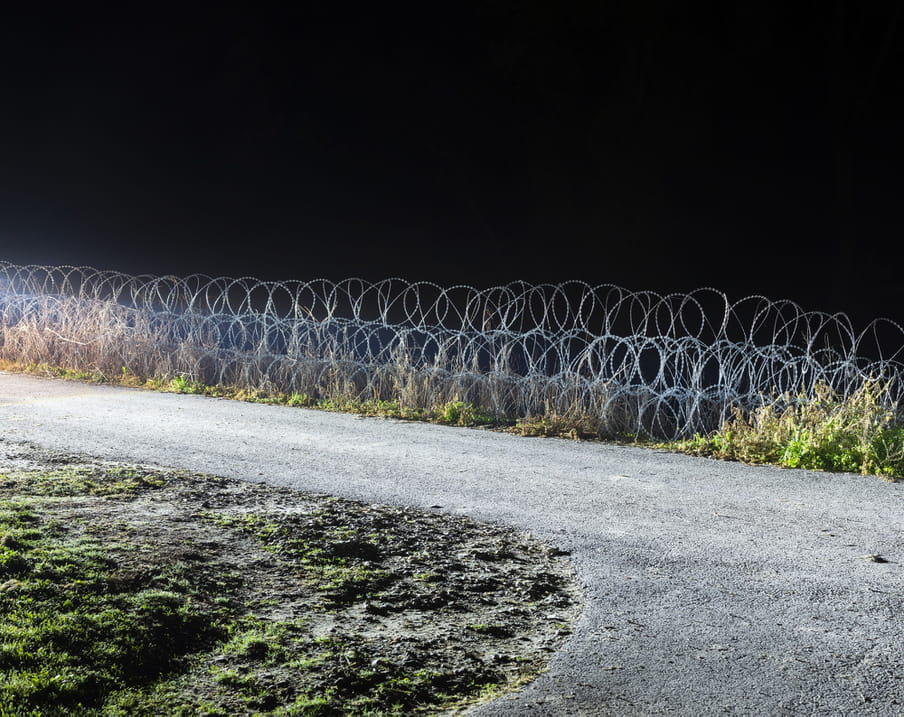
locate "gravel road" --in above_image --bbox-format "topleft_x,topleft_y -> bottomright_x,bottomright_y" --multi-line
1,372 -> 903,716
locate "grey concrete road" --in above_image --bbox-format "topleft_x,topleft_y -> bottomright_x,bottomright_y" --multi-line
1,372 -> 903,716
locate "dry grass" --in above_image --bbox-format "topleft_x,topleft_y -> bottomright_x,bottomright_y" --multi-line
0,294 -> 667,439
673,380 -> 904,480
3,264 -> 904,454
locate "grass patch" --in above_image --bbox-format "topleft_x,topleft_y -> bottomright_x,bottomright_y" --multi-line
666,380 -> 904,480
0,504 -> 224,713
0,465 -> 170,498
200,511 -> 392,608
0,451 -> 580,715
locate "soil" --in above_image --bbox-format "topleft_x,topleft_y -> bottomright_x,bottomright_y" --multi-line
0,440 -> 583,715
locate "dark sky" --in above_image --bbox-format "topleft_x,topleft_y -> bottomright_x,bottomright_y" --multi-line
1,2 -> 902,325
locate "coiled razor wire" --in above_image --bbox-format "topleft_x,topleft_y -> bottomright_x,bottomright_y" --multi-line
1,260 -> 903,440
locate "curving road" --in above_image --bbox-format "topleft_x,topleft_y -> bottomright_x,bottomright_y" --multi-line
1,371 -> 903,716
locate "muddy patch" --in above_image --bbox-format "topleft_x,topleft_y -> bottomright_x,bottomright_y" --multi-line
0,440 -> 583,714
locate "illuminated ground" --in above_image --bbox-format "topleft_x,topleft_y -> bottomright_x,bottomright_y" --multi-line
2,372 -> 903,715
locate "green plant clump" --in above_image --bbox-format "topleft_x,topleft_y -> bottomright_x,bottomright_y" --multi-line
672,380 -> 904,480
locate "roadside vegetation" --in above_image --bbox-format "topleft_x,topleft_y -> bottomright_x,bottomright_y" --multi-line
0,448 -> 580,715
668,380 -> 904,480
3,266 -> 903,479
0,360 -> 502,429
2,359 -> 902,480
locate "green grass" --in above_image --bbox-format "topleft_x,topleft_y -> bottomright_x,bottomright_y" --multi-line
666,380 -> 904,480
0,504 -> 225,714
0,465 -> 170,497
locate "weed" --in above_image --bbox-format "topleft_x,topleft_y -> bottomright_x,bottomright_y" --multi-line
669,380 -> 904,479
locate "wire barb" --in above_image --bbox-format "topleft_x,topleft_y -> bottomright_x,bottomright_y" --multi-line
1,261 -> 902,440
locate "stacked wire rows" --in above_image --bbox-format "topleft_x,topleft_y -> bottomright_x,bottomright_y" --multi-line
1,261 -> 903,440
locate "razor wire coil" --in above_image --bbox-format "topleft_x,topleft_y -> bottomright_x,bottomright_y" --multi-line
1,260 -> 902,440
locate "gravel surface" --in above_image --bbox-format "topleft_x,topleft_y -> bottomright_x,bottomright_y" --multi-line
2,371 -> 904,716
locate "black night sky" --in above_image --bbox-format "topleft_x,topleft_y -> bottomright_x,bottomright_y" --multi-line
1,3 -> 902,326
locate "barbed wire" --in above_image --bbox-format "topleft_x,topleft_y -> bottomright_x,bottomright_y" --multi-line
2,261 -> 902,439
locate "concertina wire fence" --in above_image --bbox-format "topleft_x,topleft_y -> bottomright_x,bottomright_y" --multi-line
2,260 -> 903,441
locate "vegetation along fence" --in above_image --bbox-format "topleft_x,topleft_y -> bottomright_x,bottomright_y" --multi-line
2,260 -> 903,440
